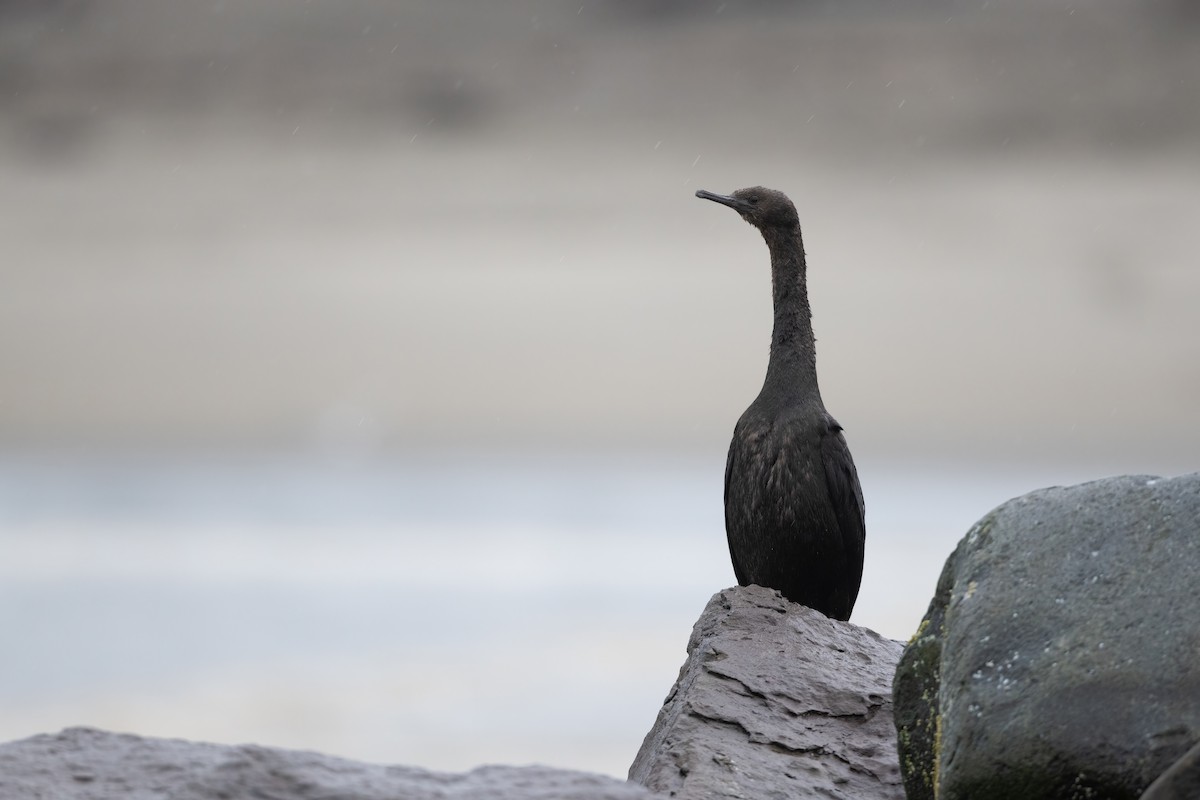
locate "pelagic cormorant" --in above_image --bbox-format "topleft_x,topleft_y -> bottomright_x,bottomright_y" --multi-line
696,186 -> 865,621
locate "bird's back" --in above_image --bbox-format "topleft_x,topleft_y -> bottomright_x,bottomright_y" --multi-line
723,397 -> 865,620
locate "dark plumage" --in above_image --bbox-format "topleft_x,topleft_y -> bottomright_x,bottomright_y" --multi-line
696,186 -> 865,621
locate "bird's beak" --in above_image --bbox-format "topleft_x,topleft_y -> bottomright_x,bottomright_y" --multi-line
695,189 -> 751,213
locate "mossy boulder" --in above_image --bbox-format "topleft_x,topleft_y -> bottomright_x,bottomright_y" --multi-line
894,473 -> 1200,800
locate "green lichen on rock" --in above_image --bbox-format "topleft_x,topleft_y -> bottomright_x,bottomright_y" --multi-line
893,526 -> 969,800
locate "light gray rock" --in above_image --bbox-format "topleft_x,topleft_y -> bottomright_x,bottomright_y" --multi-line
0,726 -> 663,800
895,473 -> 1200,800
629,584 -> 905,800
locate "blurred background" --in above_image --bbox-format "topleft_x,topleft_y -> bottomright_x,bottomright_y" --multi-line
2,0 -> 1198,779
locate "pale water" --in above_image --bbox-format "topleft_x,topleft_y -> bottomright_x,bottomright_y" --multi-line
0,451 -> 1134,776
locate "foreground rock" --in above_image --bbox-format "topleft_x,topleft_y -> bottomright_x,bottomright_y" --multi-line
0,727 -> 661,800
895,473 -> 1200,800
629,585 -> 905,800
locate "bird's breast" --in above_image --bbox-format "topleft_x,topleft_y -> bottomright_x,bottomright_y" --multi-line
730,414 -> 827,523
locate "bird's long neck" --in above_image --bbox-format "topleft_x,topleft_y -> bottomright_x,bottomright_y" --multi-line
762,225 -> 820,399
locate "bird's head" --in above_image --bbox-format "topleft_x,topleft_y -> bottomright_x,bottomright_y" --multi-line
695,186 -> 799,231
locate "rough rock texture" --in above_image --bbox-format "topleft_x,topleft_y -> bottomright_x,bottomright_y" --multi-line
0,727 -> 662,800
1140,740 -> 1200,800
629,585 -> 905,800
895,473 -> 1200,800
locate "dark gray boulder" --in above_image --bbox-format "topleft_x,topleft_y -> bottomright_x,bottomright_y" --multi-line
629,584 -> 905,800
895,473 -> 1200,800
0,727 -> 663,800
1140,739 -> 1200,800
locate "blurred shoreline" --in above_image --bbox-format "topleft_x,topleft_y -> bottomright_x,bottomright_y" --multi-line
4,2 -> 1199,464
4,1 -> 1199,155
5,2 -> 1199,463
4,137 -> 1198,463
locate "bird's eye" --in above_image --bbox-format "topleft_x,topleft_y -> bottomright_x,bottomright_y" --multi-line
748,195 -> 760,204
